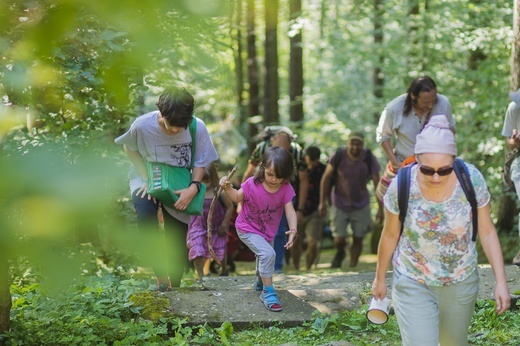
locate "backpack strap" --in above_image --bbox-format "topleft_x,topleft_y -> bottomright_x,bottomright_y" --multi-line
332,147 -> 344,170
397,163 -> 414,235
364,149 -> 373,182
189,117 -> 197,171
453,158 -> 478,241
398,159 -> 478,242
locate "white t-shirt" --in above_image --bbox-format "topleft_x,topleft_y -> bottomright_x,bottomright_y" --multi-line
115,111 -> 219,222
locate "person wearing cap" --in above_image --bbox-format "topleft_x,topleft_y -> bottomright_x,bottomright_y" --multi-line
319,131 -> 382,268
501,88 -> 520,266
372,114 -> 510,345
241,126 -> 309,273
375,76 -> 455,202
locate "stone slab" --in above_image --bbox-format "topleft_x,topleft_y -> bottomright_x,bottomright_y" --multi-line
164,265 -> 520,327
167,289 -> 317,329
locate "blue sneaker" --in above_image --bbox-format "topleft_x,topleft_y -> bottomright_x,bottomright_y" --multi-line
260,290 -> 282,312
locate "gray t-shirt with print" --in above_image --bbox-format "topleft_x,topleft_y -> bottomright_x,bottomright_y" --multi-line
115,111 -> 219,223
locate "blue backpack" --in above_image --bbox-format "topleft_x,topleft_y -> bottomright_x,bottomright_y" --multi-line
397,158 -> 478,241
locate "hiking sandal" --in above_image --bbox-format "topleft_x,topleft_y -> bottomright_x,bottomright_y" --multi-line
260,291 -> 282,312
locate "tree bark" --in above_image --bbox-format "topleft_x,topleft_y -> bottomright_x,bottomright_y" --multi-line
289,0 -> 303,129
406,0 -> 421,78
233,0 -> 247,132
372,0 -> 384,124
264,0 -> 279,124
247,0 -> 260,151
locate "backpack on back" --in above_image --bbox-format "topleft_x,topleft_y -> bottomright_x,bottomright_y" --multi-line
397,158 -> 478,241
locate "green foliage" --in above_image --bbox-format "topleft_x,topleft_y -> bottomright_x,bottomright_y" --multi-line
4,264 -> 520,346
469,300 -> 520,345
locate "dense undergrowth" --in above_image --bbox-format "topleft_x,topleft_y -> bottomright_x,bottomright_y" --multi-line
2,262 -> 519,346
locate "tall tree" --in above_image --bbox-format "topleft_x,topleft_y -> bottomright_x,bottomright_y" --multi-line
406,0 -> 422,77
247,0 -> 260,151
289,0 -> 303,129
264,0 -> 279,124
511,0 -> 520,91
372,0 -> 385,124
233,0 -> 247,128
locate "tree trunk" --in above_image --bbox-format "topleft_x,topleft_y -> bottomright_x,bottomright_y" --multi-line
372,0 -> 384,124
233,0 -> 247,132
406,0 -> 421,78
498,0 -> 520,233
247,0 -> 260,151
264,0 -> 279,124
0,255 -> 11,340
289,0 -> 303,129
511,0 -> 520,91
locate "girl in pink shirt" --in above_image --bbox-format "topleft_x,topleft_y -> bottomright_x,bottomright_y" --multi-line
220,146 -> 298,312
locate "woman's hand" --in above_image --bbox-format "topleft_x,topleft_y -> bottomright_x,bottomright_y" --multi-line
494,282 -> 511,315
371,277 -> 388,301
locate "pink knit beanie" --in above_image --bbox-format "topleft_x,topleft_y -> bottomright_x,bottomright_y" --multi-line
414,114 -> 457,155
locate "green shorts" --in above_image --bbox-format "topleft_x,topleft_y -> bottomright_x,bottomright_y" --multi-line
329,204 -> 372,239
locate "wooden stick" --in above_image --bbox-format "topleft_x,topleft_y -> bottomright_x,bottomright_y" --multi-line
207,165 -> 238,266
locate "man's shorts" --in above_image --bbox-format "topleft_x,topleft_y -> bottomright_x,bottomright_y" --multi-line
329,204 -> 372,239
299,210 -> 323,240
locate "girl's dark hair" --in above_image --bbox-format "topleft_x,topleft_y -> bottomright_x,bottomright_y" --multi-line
254,146 -> 295,184
202,162 -> 219,190
156,87 -> 194,129
403,76 -> 437,115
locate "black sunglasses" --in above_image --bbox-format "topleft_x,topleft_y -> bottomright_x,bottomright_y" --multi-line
419,165 -> 454,176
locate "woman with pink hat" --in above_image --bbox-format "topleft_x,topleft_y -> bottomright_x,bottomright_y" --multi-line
372,114 -> 510,345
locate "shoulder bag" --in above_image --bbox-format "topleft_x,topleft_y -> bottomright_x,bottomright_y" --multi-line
146,118 -> 206,215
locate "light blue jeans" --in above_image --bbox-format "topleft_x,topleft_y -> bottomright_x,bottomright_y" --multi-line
237,230 -> 276,279
392,270 -> 479,346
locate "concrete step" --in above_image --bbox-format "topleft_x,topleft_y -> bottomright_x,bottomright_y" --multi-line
164,265 -> 520,328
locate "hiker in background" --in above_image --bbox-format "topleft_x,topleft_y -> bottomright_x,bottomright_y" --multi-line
375,76 -> 455,202
291,146 -> 327,270
372,114 -> 510,346
319,132 -> 383,268
114,87 -> 219,291
502,88 -> 520,266
219,147 -> 298,312
241,126 -> 309,273
187,163 -> 234,283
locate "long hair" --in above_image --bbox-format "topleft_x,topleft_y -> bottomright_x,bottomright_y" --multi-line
253,146 -> 295,184
202,162 -> 219,190
403,76 -> 437,116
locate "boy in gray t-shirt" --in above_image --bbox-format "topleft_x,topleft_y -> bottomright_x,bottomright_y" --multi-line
115,87 -> 218,290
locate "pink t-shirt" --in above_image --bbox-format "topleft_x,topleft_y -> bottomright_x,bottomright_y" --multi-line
236,177 -> 296,242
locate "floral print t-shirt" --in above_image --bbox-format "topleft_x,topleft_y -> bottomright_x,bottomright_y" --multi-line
384,162 -> 490,286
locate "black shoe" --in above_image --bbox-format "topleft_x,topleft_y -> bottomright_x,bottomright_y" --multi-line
331,251 -> 346,268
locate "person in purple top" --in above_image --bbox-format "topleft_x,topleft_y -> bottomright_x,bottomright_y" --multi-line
219,146 -> 298,312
